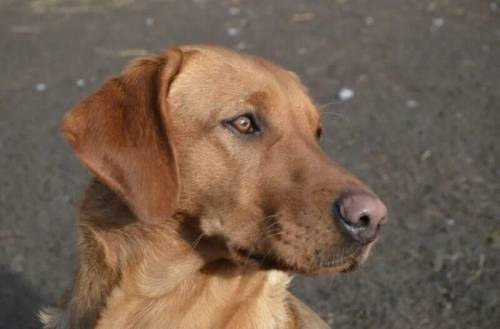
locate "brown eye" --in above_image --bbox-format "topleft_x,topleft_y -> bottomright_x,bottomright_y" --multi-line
233,116 -> 253,133
225,114 -> 260,135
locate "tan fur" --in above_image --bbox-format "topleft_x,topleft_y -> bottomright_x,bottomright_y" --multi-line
41,45 -> 383,329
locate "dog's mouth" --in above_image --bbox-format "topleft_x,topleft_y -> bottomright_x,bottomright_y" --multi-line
232,247 -> 302,273
230,244 -> 368,275
314,248 -> 365,274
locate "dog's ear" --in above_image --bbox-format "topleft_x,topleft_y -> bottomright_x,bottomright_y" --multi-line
63,49 -> 183,224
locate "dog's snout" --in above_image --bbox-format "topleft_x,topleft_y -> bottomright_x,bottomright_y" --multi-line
334,193 -> 387,244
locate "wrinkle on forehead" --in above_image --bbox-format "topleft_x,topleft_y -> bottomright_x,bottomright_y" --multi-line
246,91 -> 272,114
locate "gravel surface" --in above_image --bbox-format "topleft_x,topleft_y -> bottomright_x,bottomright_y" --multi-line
1,1 -> 499,328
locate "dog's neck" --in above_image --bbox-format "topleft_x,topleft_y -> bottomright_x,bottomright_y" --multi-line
95,261 -> 292,329
49,180 -> 294,329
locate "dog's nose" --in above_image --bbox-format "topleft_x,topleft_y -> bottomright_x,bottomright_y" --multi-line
335,193 -> 387,244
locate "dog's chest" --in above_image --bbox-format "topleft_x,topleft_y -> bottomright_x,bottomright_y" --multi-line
95,270 -> 292,329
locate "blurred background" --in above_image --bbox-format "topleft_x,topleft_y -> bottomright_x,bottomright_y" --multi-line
1,0 -> 499,328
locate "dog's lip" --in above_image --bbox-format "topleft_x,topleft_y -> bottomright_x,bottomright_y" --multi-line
310,251 -> 363,274
229,244 -> 366,275
232,246 -> 301,272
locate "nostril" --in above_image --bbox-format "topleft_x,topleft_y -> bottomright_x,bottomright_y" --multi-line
359,214 -> 371,227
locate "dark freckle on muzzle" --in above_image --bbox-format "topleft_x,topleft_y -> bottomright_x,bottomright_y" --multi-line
290,167 -> 305,184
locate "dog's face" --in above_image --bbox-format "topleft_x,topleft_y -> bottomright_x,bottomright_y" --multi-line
168,47 -> 387,274
64,45 -> 387,275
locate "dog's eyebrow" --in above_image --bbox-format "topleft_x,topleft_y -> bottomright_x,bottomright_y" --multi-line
246,91 -> 271,113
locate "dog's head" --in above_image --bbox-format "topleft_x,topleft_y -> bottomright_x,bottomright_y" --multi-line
64,45 -> 387,275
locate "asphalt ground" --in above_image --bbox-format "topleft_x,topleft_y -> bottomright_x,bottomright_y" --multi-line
1,1 -> 499,328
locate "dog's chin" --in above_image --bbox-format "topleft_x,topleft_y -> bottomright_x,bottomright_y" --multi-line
308,254 -> 362,275
315,242 -> 376,275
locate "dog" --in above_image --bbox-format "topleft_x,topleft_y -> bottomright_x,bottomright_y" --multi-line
40,45 -> 387,329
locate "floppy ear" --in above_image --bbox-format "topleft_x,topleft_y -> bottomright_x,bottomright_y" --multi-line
63,49 -> 183,224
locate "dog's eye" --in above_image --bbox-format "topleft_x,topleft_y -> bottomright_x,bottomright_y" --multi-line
225,114 -> 260,135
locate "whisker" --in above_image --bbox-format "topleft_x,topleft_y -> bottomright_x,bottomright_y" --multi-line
319,111 -> 350,121
258,247 -> 274,268
242,212 -> 283,265
318,101 -> 342,111
190,232 -> 205,251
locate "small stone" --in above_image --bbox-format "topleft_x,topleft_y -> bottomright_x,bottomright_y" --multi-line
432,17 -> 445,30
420,149 -> 432,162
291,12 -> 315,22
228,6 -> 240,15
491,2 -> 498,11
75,78 -> 86,87
11,254 -> 24,273
296,47 -> 308,55
234,41 -> 247,50
35,83 -> 46,92
406,99 -> 418,108
364,16 -> 374,25
446,219 -> 455,227
227,27 -> 240,36
337,88 -> 354,101
145,17 -> 155,26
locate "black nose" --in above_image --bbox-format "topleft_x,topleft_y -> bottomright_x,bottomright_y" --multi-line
334,193 -> 387,244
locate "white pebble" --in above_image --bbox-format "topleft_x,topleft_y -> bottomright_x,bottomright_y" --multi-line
34,83 -> 46,92
145,17 -> 155,26
76,78 -> 86,87
420,149 -> 432,161
432,17 -> 445,28
338,88 -> 354,101
406,99 -> 418,108
491,2 -> 498,11
228,6 -> 240,15
446,219 -> 455,227
227,27 -> 240,36
364,16 -> 374,25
